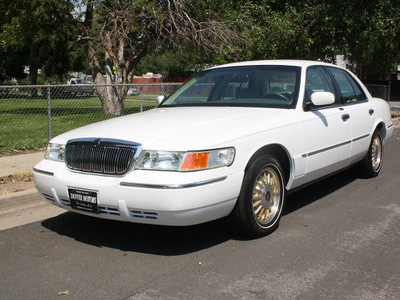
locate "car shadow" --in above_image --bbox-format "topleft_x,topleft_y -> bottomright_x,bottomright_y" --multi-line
284,168 -> 358,215
41,168 -> 358,255
41,213 -> 235,256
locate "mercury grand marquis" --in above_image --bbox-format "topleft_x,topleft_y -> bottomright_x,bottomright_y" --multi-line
33,60 -> 394,237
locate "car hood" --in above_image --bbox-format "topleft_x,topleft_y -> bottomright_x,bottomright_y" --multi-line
51,107 -> 299,150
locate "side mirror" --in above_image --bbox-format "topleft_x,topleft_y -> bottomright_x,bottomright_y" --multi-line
310,92 -> 335,107
157,95 -> 166,104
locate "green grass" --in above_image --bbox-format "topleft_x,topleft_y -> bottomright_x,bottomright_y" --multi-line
0,96 -> 157,155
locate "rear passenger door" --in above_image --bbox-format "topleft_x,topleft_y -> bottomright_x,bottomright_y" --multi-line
326,67 -> 375,159
301,66 -> 352,181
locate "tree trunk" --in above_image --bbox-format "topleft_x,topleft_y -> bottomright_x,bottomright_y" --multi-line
82,24 -> 133,116
82,39 -> 124,116
28,46 -> 38,85
101,45 -> 124,115
98,87 -> 124,115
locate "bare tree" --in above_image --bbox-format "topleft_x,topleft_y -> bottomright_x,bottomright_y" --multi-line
75,0 -> 241,115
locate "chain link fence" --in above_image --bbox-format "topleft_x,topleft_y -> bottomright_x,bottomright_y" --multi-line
0,82 -> 392,154
0,83 -> 181,154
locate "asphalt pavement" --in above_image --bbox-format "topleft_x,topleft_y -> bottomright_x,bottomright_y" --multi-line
0,128 -> 399,299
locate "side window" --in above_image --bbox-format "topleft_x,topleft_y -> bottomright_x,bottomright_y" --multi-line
304,67 -> 335,104
345,72 -> 367,101
329,68 -> 366,103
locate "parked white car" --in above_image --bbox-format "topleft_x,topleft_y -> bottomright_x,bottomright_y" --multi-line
127,87 -> 139,96
34,60 -> 394,237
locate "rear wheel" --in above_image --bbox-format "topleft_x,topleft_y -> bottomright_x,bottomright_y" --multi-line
358,130 -> 383,178
229,155 -> 285,238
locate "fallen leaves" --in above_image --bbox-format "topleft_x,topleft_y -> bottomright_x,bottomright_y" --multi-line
57,290 -> 69,296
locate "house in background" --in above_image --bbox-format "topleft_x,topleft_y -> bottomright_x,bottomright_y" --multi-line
131,72 -> 188,93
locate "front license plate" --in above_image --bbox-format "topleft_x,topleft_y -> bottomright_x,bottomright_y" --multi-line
68,188 -> 99,214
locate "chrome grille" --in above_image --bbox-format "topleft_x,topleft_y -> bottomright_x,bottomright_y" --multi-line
65,138 -> 141,175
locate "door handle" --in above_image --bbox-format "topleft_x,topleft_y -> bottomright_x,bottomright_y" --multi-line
369,109 -> 374,116
341,114 -> 350,121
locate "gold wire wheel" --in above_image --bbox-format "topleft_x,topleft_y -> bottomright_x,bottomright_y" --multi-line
371,134 -> 382,172
251,167 -> 282,225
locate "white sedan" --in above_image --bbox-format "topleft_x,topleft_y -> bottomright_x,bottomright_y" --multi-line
34,60 -> 394,237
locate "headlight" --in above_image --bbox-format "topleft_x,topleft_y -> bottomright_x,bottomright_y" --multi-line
181,148 -> 235,171
44,143 -> 65,161
136,151 -> 185,171
136,148 -> 235,171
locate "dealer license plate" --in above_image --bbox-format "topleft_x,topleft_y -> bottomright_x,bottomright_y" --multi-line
68,188 -> 99,214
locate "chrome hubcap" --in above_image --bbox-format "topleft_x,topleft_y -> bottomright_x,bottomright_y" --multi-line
252,167 -> 281,225
371,135 -> 382,172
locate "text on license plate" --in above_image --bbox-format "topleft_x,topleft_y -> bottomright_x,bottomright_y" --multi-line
68,188 -> 99,214
69,193 -> 97,203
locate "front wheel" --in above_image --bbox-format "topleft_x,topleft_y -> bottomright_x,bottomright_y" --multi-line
229,155 -> 286,238
358,130 -> 383,178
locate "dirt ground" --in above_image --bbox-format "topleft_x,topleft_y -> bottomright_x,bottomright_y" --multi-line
0,147 -> 45,157
0,172 -> 35,195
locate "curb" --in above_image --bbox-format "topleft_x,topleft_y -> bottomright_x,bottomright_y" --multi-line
0,188 -> 38,201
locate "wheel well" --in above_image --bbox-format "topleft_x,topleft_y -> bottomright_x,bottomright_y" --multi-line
376,122 -> 386,139
245,144 -> 291,184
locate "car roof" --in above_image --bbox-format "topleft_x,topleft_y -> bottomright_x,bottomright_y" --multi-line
209,60 -> 336,70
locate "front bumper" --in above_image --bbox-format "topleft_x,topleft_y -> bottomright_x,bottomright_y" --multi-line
33,159 -> 243,226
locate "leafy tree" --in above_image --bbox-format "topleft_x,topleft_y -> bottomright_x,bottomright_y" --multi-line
69,0 -> 242,115
2,0 -> 399,92
340,0 -> 400,78
210,0 -> 400,77
0,0 -> 76,85
0,51 -> 26,82
135,45 -> 215,79
205,0 -> 315,62
287,0 -> 400,76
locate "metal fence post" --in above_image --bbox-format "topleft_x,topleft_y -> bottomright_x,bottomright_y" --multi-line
47,84 -> 52,140
140,85 -> 143,112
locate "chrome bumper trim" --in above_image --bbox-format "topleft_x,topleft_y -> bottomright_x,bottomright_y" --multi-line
120,176 -> 228,189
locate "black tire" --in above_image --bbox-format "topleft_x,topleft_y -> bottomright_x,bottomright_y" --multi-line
229,155 -> 286,238
358,130 -> 384,178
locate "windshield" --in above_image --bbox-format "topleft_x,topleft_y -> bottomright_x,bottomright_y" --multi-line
161,66 -> 301,108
